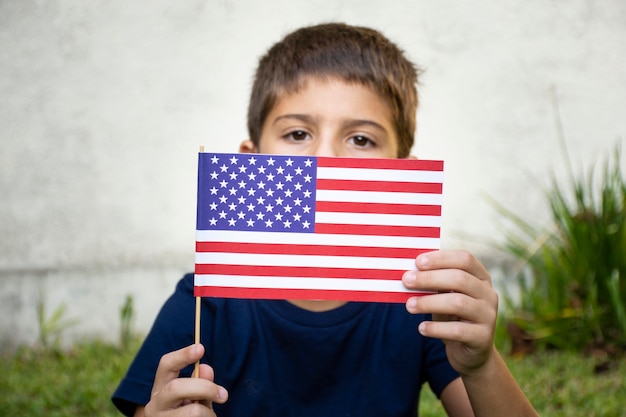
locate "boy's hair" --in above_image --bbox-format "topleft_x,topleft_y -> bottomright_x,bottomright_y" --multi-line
247,23 -> 422,158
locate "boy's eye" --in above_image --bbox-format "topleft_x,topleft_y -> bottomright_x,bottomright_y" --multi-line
350,135 -> 375,148
286,130 -> 309,141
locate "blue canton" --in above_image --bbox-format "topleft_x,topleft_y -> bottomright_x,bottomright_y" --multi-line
200,153 -> 318,233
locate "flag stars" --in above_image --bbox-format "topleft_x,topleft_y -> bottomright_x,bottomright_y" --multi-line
203,153 -> 317,233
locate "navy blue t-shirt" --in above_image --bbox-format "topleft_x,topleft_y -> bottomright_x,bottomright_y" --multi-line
112,274 -> 459,416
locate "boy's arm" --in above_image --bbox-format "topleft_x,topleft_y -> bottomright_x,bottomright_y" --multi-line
402,250 -> 538,417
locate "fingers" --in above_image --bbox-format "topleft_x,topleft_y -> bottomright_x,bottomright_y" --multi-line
145,344 -> 228,417
152,344 -> 205,396
402,250 -> 498,342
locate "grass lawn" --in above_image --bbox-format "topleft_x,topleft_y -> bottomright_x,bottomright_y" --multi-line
1,339 -> 624,416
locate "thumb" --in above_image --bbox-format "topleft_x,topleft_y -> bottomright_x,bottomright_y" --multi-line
151,344 -> 204,396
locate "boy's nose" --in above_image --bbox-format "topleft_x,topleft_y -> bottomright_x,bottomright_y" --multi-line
312,137 -> 341,157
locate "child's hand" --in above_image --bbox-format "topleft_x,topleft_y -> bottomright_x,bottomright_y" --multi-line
402,250 -> 499,377
141,344 -> 228,417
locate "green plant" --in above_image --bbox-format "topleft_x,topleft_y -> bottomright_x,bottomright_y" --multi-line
36,295 -> 80,351
494,145 -> 626,351
119,294 -> 135,350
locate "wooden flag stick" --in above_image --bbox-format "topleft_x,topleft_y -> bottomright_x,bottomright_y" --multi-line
192,295 -> 201,378
193,145 -> 204,379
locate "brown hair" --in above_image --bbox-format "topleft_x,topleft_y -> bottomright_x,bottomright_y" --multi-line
247,23 -> 422,158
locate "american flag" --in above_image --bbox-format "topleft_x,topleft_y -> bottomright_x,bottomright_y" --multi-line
194,152 -> 444,303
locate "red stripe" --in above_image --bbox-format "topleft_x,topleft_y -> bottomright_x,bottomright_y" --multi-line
194,286 -> 433,303
317,178 -> 442,193
314,223 -> 441,238
196,241 -> 430,259
317,156 -> 444,171
316,201 -> 441,216
194,264 -> 404,280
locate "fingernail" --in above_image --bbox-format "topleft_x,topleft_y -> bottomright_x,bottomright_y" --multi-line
417,255 -> 429,269
403,271 -> 416,284
407,298 -> 417,310
418,322 -> 426,335
217,387 -> 228,400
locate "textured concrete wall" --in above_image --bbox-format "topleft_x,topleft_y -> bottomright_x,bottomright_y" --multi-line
1,0 -> 625,347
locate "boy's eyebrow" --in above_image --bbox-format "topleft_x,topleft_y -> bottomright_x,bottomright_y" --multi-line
272,114 -> 389,133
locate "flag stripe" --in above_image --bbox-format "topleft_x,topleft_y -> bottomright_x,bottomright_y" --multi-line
194,264 -> 405,280
315,212 -> 442,228
316,201 -> 441,216
317,178 -> 443,193
195,274 -> 428,292
314,223 -> 440,238
315,189 -> 443,205
193,286 -> 432,303
195,252 -> 416,270
317,156 -> 444,171
195,241 -> 429,259
196,230 -> 441,250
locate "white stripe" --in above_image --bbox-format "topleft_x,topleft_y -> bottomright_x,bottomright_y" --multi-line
316,189 -> 443,205
196,230 -> 440,250
194,274 -> 433,293
315,212 -> 442,227
195,252 -> 416,270
317,167 -> 444,183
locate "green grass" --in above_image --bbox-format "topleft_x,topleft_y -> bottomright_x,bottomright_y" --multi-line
1,338 -> 624,416
0,339 -> 141,417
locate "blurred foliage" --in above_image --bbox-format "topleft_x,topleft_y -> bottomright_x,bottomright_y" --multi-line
494,145 -> 625,352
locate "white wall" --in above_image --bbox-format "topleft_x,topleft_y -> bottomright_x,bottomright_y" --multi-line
1,0 -> 625,348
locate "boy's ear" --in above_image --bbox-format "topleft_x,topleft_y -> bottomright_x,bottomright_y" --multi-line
239,139 -> 257,154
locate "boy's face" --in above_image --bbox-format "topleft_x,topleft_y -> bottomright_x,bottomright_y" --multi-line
240,77 -> 400,159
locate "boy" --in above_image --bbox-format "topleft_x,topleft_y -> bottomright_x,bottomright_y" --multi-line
112,23 -> 538,416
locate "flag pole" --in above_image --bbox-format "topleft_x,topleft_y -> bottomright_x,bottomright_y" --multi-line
193,146 -> 204,379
